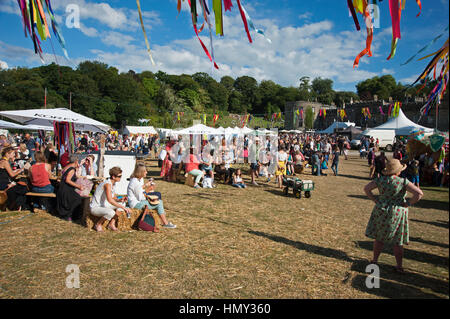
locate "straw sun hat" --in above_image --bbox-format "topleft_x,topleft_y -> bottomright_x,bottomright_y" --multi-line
382,158 -> 407,176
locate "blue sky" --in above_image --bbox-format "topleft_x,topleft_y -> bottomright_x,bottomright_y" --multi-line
0,0 -> 448,92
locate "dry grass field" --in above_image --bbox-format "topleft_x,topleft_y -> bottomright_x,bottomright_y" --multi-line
0,153 -> 448,299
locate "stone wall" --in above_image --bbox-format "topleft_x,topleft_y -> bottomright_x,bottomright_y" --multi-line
285,93 -> 448,131
343,98 -> 449,131
284,101 -> 337,130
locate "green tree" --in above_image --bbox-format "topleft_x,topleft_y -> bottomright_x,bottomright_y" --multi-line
298,76 -> 311,101
234,76 -> 259,112
228,90 -> 245,113
311,77 -> 335,104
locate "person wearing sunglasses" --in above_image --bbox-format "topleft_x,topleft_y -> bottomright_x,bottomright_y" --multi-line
90,166 -> 132,232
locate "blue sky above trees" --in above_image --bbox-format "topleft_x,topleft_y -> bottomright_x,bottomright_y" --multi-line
0,0 -> 448,92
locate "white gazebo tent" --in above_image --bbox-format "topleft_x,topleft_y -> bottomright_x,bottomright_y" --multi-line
317,121 -> 355,134
238,126 -> 254,135
122,125 -> 157,135
0,108 -> 110,133
371,109 -> 434,135
0,119 -> 28,130
175,124 -> 219,135
0,119 -> 54,131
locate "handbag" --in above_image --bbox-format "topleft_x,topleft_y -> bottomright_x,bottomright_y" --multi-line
75,178 -> 94,197
138,206 -> 160,232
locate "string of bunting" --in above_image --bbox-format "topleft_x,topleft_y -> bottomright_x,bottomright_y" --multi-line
349,0 -> 422,68
175,0 -> 269,69
406,35 -> 449,117
17,0 -> 68,62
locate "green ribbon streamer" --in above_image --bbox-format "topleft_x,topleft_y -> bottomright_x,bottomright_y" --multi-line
213,0 -> 223,36
401,25 -> 449,65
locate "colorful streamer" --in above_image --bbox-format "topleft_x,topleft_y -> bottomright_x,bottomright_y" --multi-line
136,0 -> 156,66
223,0 -> 233,12
212,0 -> 224,36
236,0 -> 253,43
353,1 -> 373,68
17,0 -> 68,61
240,3 -> 272,43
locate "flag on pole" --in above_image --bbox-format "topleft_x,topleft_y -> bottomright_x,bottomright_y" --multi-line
212,114 -> 219,126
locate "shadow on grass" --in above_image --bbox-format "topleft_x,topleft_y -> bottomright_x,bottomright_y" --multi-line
146,170 -> 163,177
409,237 -> 449,249
346,196 -> 449,212
263,189 -> 286,197
421,187 -> 449,193
410,219 -> 449,229
347,194 -> 371,201
336,174 -> 371,181
412,199 -> 449,211
248,230 -> 354,262
248,231 -> 448,298
351,274 -> 445,299
356,241 -> 449,268
350,259 -> 448,298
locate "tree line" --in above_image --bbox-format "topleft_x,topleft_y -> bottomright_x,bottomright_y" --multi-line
0,61 -> 433,129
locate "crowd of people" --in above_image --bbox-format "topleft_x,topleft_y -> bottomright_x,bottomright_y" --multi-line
0,128 -> 448,247
0,131 -> 176,231
1,127 -> 449,273
157,133 -> 355,189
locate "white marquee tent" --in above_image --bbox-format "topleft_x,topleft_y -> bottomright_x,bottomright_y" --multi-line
371,109 -> 434,135
122,125 -> 157,135
175,124 -> 220,135
0,119 -> 53,131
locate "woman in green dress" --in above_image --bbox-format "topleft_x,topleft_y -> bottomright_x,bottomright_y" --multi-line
363,158 -> 423,273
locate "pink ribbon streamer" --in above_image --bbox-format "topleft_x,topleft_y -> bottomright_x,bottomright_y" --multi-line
223,0 -> 233,11
236,0 -> 252,43
389,0 -> 401,40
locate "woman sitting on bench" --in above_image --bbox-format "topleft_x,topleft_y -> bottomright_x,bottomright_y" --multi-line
127,163 -> 176,229
0,146 -> 26,210
184,147 -> 204,188
57,154 -> 84,221
90,166 -> 132,232
0,146 -> 25,191
29,151 -> 54,193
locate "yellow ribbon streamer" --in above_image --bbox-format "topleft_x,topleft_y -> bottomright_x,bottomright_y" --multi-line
136,0 -> 156,66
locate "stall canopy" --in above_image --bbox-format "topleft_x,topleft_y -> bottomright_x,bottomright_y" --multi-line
317,121 -> 355,134
0,119 -> 27,130
176,124 -> 219,135
0,119 -> 53,131
0,108 -> 110,132
371,109 -> 434,136
123,125 -> 157,135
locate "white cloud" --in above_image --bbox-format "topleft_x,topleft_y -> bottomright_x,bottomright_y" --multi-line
79,23 -> 99,37
0,0 -> 20,16
0,41 -> 81,69
0,60 -> 8,70
381,68 -> 395,74
298,12 -> 313,20
50,0 -> 161,32
398,75 -> 419,85
1,3 -> 396,92
100,31 -> 137,49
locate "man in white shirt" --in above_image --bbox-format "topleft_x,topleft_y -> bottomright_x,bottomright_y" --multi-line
325,140 -> 332,163
158,147 -> 167,168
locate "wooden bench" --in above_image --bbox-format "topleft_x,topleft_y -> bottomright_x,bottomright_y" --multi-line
25,192 -> 57,213
25,192 -> 56,198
